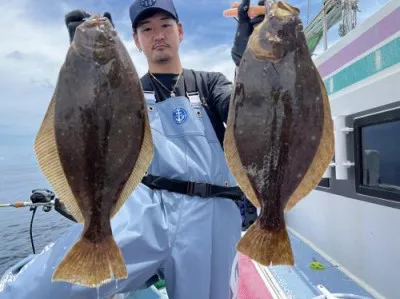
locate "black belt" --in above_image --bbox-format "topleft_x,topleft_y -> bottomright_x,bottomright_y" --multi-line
141,174 -> 244,201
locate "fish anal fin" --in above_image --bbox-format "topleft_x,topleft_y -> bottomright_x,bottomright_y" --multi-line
52,235 -> 127,287
111,106 -> 154,218
237,220 -> 294,266
285,76 -> 334,211
34,96 -> 84,223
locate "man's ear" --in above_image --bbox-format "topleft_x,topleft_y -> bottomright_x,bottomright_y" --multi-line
177,23 -> 184,42
133,32 -> 141,51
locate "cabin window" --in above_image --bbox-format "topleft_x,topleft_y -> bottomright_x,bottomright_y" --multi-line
318,178 -> 330,188
354,108 -> 400,202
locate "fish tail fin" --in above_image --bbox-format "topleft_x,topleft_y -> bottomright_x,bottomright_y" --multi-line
237,220 -> 294,266
52,235 -> 127,287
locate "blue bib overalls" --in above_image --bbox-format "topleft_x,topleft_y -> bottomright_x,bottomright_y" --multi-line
0,91 -> 242,299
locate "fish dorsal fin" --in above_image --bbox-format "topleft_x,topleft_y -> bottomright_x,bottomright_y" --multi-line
285,75 -> 334,211
34,95 -> 85,223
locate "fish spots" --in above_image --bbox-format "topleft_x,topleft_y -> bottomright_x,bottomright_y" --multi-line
271,146 -> 280,170
316,96 -> 320,101
245,163 -> 266,190
262,66 -> 269,77
297,173 -> 302,178
311,135 -> 316,141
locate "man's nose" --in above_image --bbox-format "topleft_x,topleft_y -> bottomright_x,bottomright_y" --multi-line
153,28 -> 165,41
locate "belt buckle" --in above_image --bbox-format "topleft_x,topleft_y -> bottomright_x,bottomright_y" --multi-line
188,182 -> 210,198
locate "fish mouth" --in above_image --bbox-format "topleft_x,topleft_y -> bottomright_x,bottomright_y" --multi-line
246,1 -> 300,61
79,16 -> 114,35
269,1 -> 300,19
72,15 -> 117,58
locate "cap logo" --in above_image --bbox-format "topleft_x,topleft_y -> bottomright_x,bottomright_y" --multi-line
140,0 -> 156,7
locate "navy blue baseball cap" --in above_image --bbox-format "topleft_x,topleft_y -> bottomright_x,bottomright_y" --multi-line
129,0 -> 179,29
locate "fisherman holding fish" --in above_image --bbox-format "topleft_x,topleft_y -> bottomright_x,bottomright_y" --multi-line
1,0 -> 335,296
0,0 -> 268,298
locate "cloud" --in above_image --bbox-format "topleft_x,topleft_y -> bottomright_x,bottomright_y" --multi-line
5,51 -> 26,61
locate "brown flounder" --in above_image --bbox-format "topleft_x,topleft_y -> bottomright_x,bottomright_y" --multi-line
33,16 -> 153,287
224,1 -> 334,266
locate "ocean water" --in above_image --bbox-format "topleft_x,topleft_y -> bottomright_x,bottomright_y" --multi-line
0,163 -> 74,275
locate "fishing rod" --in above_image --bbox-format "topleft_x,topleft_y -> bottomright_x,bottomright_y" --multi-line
0,199 -> 60,209
0,189 -> 65,254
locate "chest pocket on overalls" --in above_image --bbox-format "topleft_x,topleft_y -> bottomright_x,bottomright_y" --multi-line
155,96 -> 206,139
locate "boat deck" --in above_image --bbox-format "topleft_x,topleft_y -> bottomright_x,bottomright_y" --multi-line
238,229 -> 376,299
125,228 -> 376,299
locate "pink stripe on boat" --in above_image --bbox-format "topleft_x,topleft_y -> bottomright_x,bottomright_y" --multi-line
238,253 -> 273,299
318,7 -> 400,78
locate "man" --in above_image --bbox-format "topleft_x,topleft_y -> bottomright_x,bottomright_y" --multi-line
0,0 -> 263,298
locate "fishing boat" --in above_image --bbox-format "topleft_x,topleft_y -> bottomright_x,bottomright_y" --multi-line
238,0 -> 400,298
1,0 -> 399,298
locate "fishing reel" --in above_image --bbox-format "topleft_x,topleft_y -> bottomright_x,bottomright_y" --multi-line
30,188 -> 56,212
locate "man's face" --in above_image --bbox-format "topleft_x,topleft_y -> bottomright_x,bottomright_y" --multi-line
134,12 -> 183,65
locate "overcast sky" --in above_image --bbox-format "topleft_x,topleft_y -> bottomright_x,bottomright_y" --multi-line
0,0 -> 389,167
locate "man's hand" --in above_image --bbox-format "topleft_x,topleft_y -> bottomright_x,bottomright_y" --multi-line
231,0 -> 265,67
65,10 -> 114,43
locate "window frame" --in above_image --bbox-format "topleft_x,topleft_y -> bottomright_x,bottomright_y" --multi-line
354,108 -> 400,202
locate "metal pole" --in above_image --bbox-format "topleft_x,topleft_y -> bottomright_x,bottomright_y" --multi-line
322,3 -> 328,51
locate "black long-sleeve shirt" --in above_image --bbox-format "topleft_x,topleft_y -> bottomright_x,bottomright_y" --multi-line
140,68 -> 233,146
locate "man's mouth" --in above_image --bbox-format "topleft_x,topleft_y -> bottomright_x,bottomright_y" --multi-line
153,44 -> 169,50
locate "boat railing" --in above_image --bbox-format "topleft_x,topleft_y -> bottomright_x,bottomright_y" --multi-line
304,0 -> 359,55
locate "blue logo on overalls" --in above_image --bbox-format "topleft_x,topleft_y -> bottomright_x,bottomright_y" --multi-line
173,108 -> 188,124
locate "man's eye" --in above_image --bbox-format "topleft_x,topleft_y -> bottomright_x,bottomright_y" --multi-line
162,24 -> 171,28
140,27 -> 151,32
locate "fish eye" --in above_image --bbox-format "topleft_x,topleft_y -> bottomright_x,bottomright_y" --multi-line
297,23 -> 303,31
